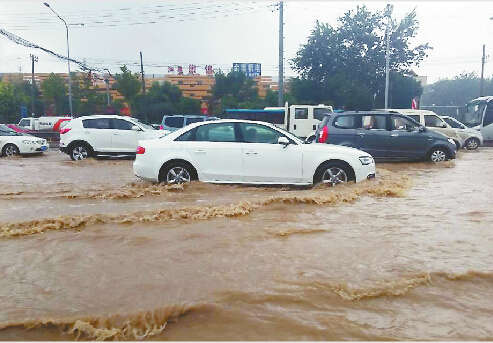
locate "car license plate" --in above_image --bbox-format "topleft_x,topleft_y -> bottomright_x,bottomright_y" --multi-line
41,146 -> 48,151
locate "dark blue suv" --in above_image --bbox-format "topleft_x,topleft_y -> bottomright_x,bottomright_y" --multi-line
316,111 -> 456,162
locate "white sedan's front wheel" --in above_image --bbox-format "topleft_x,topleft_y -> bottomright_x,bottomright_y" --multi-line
314,161 -> 353,186
2,144 -> 19,157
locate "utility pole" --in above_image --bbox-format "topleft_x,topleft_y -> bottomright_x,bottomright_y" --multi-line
480,44 -> 486,97
140,51 -> 146,94
30,54 -> 38,117
277,1 -> 284,107
384,4 -> 393,109
104,77 -> 111,106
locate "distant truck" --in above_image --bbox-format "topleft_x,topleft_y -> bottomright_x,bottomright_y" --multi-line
220,103 -> 333,139
18,116 -> 71,131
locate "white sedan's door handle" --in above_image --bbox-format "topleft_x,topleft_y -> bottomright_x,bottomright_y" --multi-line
245,151 -> 258,155
194,149 -> 206,154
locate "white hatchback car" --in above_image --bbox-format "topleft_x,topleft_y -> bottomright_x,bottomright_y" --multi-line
134,120 -> 376,186
60,115 -> 166,160
441,116 -> 484,150
0,125 -> 48,156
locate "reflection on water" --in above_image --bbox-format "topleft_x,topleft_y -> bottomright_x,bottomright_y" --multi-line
0,150 -> 493,340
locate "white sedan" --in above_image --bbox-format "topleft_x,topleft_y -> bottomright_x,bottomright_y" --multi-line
133,119 -> 376,186
0,125 -> 48,157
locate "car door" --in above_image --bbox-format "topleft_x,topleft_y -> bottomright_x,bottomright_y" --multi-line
110,118 -> 139,152
183,122 -> 244,182
81,118 -> 113,152
389,115 -> 429,159
358,114 -> 392,158
239,123 -> 303,183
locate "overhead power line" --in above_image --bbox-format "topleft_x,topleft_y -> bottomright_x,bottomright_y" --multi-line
0,27 -> 107,74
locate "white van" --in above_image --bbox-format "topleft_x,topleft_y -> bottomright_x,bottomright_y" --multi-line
18,116 -> 71,131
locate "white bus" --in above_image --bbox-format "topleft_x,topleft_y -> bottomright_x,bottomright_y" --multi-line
463,96 -> 493,141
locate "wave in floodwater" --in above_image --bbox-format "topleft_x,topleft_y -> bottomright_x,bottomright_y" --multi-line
0,303 -> 208,341
2,271 -> 492,341
0,170 -> 410,239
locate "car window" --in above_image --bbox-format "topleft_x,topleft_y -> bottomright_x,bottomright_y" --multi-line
112,119 -> 134,130
295,108 -> 308,119
164,116 -> 184,128
444,118 -> 462,129
19,119 -> 30,126
391,116 -> 418,131
185,117 -> 204,125
362,115 -> 387,130
333,115 -> 357,129
406,114 -> 420,123
424,115 -> 444,127
313,108 -> 331,121
82,118 -> 112,129
483,107 -> 493,127
195,123 -> 237,142
239,123 -> 282,144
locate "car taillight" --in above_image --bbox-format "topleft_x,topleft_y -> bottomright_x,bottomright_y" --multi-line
60,128 -> 71,134
136,146 -> 145,154
319,126 -> 328,143
159,125 -> 164,130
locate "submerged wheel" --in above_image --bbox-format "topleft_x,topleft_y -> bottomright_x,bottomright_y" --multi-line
465,137 -> 480,150
429,148 -> 448,162
2,144 -> 19,157
314,161 -> 353,186
70,144 -> 91,161
160,162 -> 193,184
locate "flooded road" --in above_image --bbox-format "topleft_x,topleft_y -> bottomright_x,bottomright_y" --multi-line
0,149 -> 492,340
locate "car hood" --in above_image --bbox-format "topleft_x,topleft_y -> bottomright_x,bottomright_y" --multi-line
303,142 -> 370,156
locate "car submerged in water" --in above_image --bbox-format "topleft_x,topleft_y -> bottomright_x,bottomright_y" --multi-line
314,111 -> 456,162
134,119 -> 376,186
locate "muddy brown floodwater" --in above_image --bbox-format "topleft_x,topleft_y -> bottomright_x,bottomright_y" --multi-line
0,149 -> 493,340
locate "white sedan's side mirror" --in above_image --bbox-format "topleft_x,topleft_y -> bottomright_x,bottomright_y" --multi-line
278,136 -> 290,146
131,125 -> 141,131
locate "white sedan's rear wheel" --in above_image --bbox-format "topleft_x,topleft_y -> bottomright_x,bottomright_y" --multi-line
160,163 -> 193,184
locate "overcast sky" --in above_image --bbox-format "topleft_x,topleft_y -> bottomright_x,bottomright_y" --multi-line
1,0 -> 492,84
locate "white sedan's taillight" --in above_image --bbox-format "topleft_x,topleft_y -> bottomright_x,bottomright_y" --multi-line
136,146 -> 146,154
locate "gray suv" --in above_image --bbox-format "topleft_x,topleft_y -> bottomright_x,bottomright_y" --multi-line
315,111 -> 456,162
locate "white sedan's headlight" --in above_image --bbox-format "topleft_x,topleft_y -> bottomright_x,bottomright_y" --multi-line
22,140 -> 36,144
359,156 -> 374,165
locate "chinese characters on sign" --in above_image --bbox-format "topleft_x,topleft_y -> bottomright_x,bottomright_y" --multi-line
232,63 -> 261,78
166,65 -> 215,75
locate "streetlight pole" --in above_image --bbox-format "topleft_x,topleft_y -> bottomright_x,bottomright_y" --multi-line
44,2 -> 73,116
384,4 -> 393,110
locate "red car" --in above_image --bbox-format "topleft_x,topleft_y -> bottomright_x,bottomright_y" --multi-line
6,124 -> 30,133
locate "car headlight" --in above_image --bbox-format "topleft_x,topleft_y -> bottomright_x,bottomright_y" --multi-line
22,140 -> 36,144
447,138 -> 455,145
359,156 -> 374,165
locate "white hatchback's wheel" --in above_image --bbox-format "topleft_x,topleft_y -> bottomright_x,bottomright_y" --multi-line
166,166 -> 191,184
429,148 -> 447,162
2,144 -> 19,157
465,138 -> 480,150
71,145 -> 89,161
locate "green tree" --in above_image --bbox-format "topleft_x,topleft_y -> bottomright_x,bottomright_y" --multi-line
210,71 -> 265,113
421,73 -> 493,107
113,65 -> 141,104
0,80 -> 34,123
291,5 -> 431,109
41,73 -> 68,115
